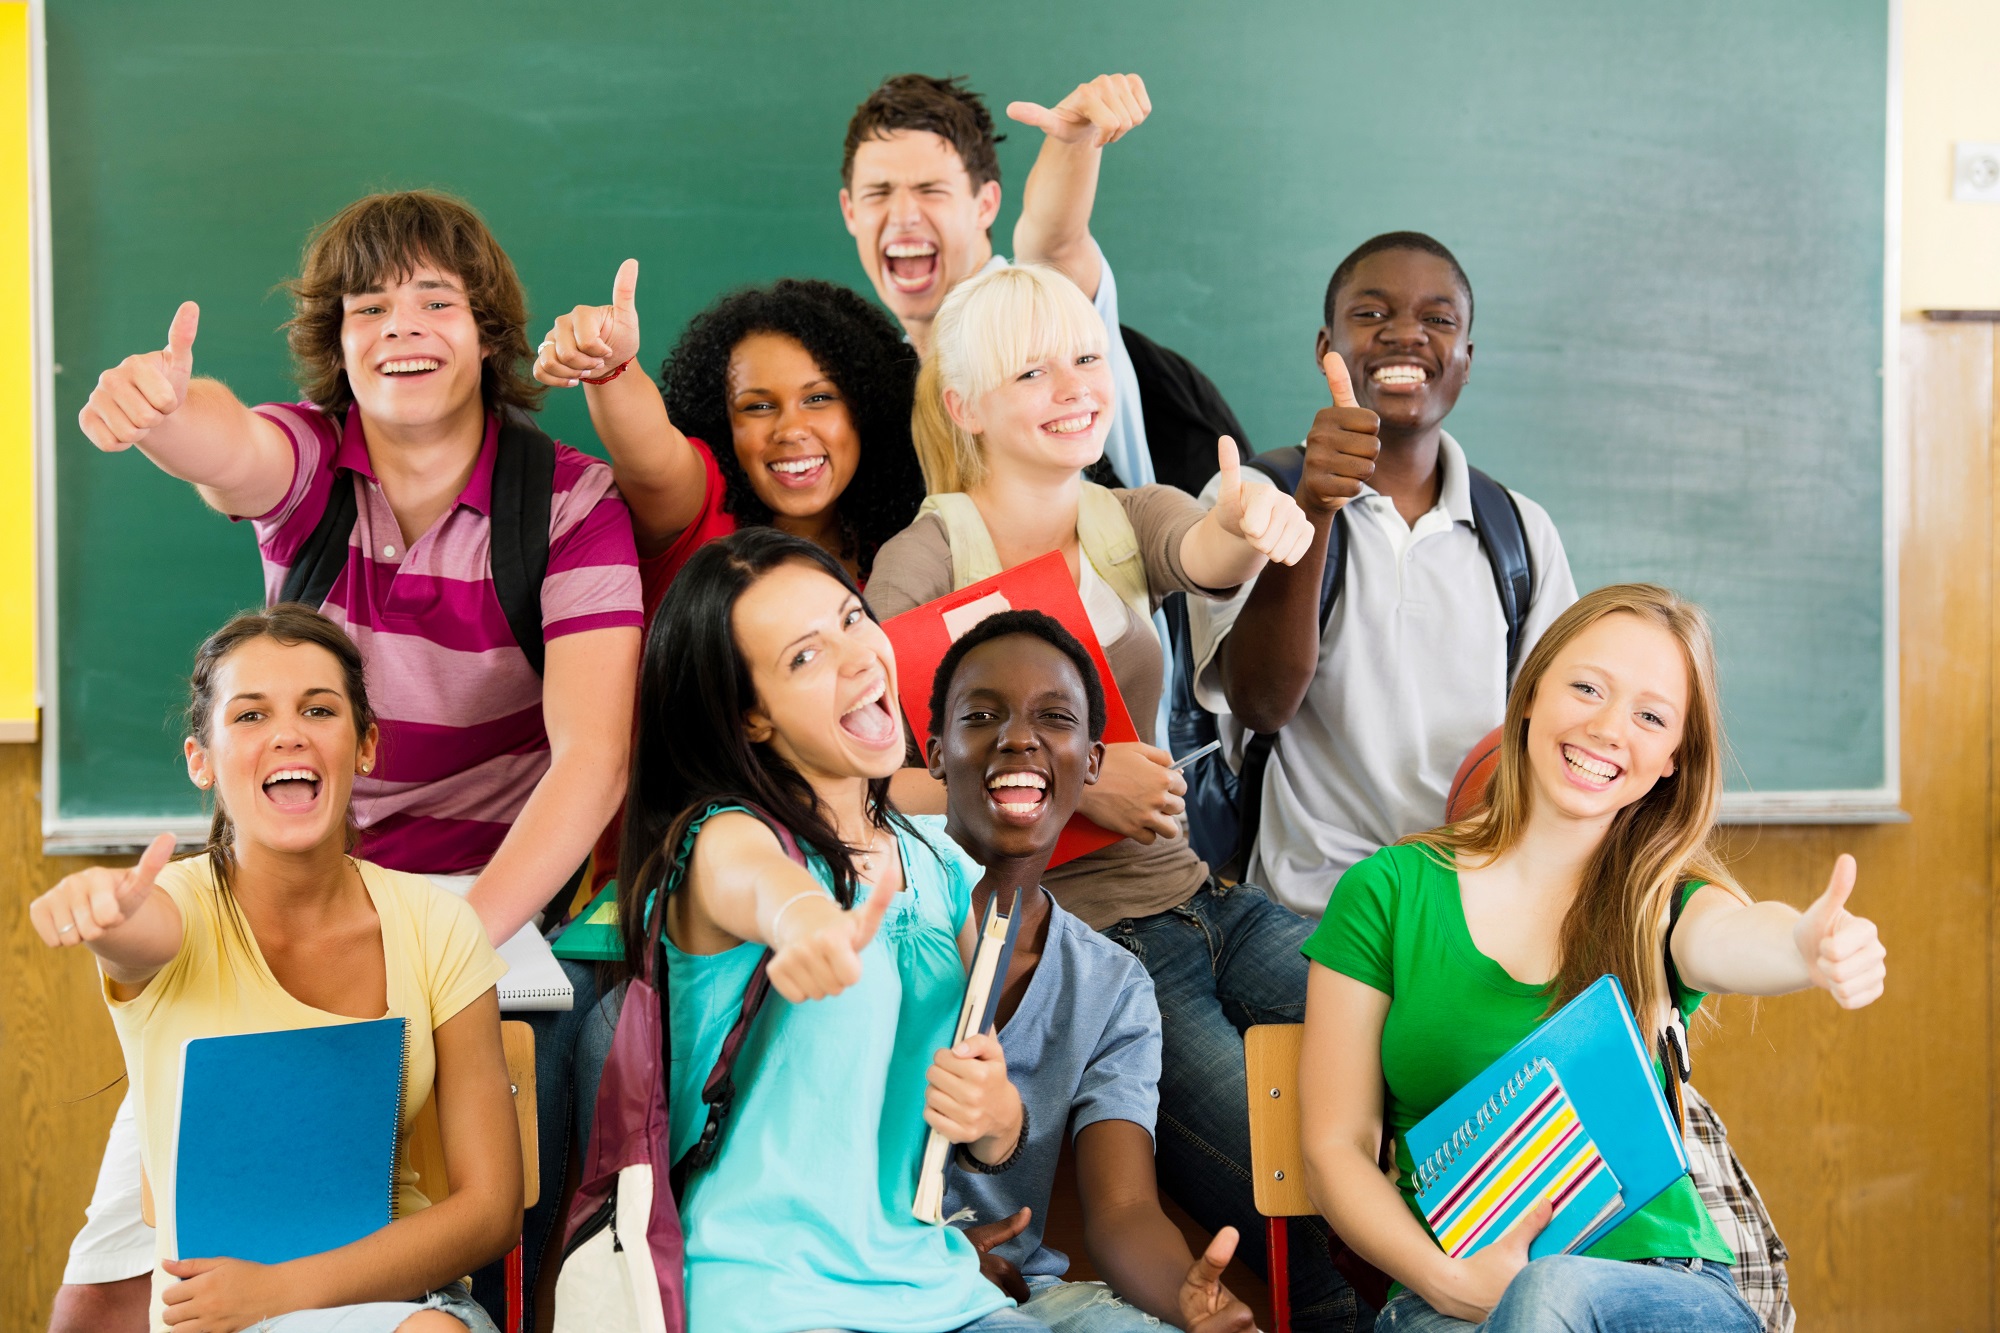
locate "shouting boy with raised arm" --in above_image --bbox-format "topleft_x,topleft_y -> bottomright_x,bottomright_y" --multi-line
839,71 -> 1160,493
61,190 -> 642,1333
927,609 -> 1255,1333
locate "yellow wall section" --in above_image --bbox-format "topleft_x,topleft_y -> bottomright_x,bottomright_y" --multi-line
1902,0 -> 2000,314
0,2 -> 31,739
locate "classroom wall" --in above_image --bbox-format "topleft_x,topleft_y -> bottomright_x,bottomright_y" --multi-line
1901,0 -> 2000,314
0,0 -> 34,740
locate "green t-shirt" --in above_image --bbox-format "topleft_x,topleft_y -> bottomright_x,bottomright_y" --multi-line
1301,841 -> 1732,1267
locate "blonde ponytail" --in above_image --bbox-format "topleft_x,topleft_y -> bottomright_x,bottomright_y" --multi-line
911,357 -> 984,493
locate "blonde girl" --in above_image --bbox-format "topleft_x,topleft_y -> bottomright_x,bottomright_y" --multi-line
1298,584 -> 1886,1331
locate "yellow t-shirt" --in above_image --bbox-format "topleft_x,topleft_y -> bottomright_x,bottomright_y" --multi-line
105,854 -> 507,1279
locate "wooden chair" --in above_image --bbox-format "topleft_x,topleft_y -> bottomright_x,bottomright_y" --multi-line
407,1020 -> 539,1332
146,1021 -> 540,1333
1244,1023 -> 1316,1333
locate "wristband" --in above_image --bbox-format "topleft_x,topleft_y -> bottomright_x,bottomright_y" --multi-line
768,889 -> 825,944
955,1100 -> 1029,1175
581,357 -> 634,386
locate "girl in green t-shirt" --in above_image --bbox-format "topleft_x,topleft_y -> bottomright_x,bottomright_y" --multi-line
1298,583 -> 1886,1332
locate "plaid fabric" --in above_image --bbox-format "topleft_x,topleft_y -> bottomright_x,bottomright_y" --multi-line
1684,1085 -> 1795,1333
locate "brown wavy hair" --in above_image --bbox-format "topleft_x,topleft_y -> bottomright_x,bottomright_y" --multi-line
1405,584 -> 1746,1026
185,604 -> 376,892
283,190 -> 544,416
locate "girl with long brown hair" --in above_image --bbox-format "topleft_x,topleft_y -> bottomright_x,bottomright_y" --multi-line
1298,584 -> 1886,1331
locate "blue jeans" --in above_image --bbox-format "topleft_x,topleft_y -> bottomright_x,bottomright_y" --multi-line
1376,1256 -> 1762,1332
1015,1274 -> 1163,1331
1103,880 -> 1362,1333
471,957 -> 608,1332
252,1280 -> 497,1331
802,1309 -> 1046,1333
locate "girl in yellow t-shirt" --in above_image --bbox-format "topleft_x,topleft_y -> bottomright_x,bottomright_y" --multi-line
30,606 -> 519,1333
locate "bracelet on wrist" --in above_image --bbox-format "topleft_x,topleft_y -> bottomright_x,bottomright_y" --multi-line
955,1100 -> 1029,1175
581,357 -> 634,386
767,889 -> 825,944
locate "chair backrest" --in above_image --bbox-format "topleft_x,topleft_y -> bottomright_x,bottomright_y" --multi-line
1244,1023 -> 1315,1218
142,1019 -> 543,1228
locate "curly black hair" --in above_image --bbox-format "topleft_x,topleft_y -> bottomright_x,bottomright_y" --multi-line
659,279 -> 924,579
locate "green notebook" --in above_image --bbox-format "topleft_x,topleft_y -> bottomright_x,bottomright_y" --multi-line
551,882 -> 622,961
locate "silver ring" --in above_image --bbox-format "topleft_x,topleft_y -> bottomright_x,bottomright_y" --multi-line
58,922 -> 75,934
537,339 -> 555,355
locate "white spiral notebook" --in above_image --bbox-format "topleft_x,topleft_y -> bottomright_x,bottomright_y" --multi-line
428,873 -> 575,1012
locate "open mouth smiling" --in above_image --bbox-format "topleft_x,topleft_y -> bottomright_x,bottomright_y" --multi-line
883,239 -> 940,295
1367,361 -> 1431,392
261,766 -> 323,809
838,679 -> 900,750
1560,743 -> 1622,790
1041,411 -> 1096,438
767,454 -> 831,490
985,768 -> 1051,824
379,357 -> 442,378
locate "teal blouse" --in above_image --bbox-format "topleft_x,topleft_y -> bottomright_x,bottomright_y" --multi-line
664,807 -> 1007,1333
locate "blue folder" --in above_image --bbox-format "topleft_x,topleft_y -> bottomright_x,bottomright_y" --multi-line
172,1017 -> 409,1264
1404,975 -> 1687,1257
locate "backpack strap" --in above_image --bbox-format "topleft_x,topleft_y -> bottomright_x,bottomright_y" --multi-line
277,452 -> 360,611
665,804 -> 809,1198
488,410 -> 557,678
917,493 -> 1003,589
1076,481 -> 1151,628
1465,465 -> 1534,678
1657,884 -> 1695,1139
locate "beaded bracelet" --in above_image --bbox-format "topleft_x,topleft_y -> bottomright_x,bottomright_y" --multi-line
954,1101 -> 1030,1175
581,357 -> 634,385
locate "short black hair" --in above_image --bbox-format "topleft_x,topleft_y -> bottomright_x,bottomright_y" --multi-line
659,279 -> 924,579
927,610 -> 1107,742
1323,231 -> 1474,330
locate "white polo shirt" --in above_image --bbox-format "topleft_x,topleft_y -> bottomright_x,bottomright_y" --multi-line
1189,433 -> 1577,917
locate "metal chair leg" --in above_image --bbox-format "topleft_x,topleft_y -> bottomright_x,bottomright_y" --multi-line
1267,1214 -> 1291,1333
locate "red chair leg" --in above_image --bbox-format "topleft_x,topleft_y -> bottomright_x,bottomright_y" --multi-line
1267,1214 -> 1291,1333
504,1240 -> 524,1333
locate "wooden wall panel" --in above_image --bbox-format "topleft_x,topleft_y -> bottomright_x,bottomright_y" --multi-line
1,322 -> 1995,1332
1697,319 -> 1997,1332
1,742 -> 133,1333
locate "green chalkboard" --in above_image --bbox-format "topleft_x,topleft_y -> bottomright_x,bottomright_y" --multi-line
45,0 -> 1892,840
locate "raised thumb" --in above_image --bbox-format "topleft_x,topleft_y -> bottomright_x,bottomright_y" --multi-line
1813,853 -> 1857,929
1004,101 -> 1059,133
165,301 -> 200,371
1323,351 -> 1358,409
611,258 -> 639,314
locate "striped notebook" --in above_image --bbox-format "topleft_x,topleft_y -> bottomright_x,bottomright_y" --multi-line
1413,1058 -> 1623,1260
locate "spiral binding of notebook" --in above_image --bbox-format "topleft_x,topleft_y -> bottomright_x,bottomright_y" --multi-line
1415,1059 -> 1546,1195
1411,1057 -> 1624,1261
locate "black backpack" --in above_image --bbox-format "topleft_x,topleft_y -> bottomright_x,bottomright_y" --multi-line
1119,324 -> 1255,496
1173,445 -> 1535,877
277,409 -> 557,676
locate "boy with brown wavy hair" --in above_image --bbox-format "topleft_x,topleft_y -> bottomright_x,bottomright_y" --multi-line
60,188 -> 641,1333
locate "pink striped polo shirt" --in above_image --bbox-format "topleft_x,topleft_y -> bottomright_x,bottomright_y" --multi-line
248,403 -> 643,875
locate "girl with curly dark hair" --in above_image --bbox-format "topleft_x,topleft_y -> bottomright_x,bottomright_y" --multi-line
535,260 -> 924,605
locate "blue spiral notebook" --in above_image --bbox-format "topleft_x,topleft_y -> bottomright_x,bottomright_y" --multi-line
1405,975 -> 1687,1259
1414,1059 -> 1624,1259
171,1018 -> 410,1263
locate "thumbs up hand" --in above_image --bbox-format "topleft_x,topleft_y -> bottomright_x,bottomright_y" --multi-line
1178,1227 -> 1256,1333
78,303 -> 200,452
1007,73 -> 1151,149
1298,351 -> 1381,516
1211,435 -> 1315,567
534,258 -> 641,388
765,871 -> 899,1003
29,832 -> 177,947
1792,853 -> 1886,1009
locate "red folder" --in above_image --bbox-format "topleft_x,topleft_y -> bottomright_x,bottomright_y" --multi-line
882,550 -> 1137,867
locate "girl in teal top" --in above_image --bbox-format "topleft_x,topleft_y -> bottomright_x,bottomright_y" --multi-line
615,527 -> 1038,1333
1299,584 -> 1887,1332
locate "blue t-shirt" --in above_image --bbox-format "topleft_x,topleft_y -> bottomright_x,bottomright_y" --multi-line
665,808 -> 1007,1333
931,834 -> 1162,1278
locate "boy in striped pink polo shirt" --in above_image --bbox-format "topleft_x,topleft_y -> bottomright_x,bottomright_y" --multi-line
66,190 -> 642,1333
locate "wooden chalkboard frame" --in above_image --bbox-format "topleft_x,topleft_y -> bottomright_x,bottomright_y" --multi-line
28,0 -> 1908,852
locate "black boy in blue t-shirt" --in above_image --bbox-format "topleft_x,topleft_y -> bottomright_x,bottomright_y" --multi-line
925,609 -> 1255,1333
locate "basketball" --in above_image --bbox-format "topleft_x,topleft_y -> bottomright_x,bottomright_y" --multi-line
1445,725 -> 1505,823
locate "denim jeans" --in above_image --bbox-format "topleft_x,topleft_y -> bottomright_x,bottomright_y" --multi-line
470,957 -> 606,1332
1102,880 -> 1362,1333
1014,1274 -> 1163,1331
802,1308 -> 1046,1333
248,1280 -> 497,1331
1375,1256 -> 1763,1332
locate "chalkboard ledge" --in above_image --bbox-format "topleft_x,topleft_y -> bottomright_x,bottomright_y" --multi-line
1921,310 -> 2000,322
1719,789 -> 1910,824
